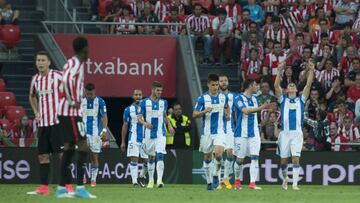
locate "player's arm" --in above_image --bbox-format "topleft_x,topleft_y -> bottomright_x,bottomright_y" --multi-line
120,122 -> 128,152
192,96 -> 211,118
29,77 -> 40,122
274,62 -> 285,100
302,62 -> 315,100
137,114 -> 152,129
241,103 -> 272,115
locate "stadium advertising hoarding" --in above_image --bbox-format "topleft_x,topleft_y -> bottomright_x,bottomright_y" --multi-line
193,151 -> 360,185
54,34 -> 177,98
0,148 -> 191,184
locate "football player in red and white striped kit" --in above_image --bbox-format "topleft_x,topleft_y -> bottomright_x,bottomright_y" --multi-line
27,51 -> 74,195
55,37 -> 95,199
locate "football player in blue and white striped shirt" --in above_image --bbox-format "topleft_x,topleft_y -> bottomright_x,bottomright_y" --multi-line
274,61 -> 314,190
82,83 -> 108,187
193,74 -> 230,190
233,79 -> 273,190
218,75 -> 236,190
138,81 -> 175,189
121,89 -> 148,187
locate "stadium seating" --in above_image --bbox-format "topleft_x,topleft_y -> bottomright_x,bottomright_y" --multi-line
0,92 -> 16,109
0,24 -> 21,49
4,106 -> 26,124
98,0 -> 112,18
0,79 -> 6,92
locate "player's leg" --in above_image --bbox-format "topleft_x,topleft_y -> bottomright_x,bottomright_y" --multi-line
90,152 -> 99,186
212,135 -> 225,189
248,136 -> 261,190
127,142 -> 140,186
233,137 -> 247,190
138,146 -> 148,187
155,136 -> 167,188
277,131 -> 291,190
27,127 -> 50,195
290,132 -> 303,190
200,135 -> 215,190
222,134 -> 234,189
143,138 -> 156,188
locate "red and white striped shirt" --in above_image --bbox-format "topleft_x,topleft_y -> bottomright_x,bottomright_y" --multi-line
338,124 -> 360,142
326,135 -> 344,151
319,68 -> 340,91
262,0 -> 280,14
58,56 -> 84,117
220,3 -> 242,24
353,16 -> 360,30
155,0 -> 171,21
163,15 -> 186,35
312,30 -> 336,45
130,1 -> 144,17
265,27 -> 287,48
280,11 -> 302,34
240,43 -> 264,61
242,58 -> 262,77
236,19 -> 250,34
186,14 -> 210,33
30,69 -> 62,127
263,51 -> 287,81
114,15 -> 136,34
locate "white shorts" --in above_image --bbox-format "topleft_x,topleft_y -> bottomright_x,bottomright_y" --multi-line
87,135 -> 102,153
199,134 -> 226,154
143,136 -> 167,156
277,131 -> 303,158
234,136 -> 261,159
127,142 -> 148,159
224,131 -> 235,150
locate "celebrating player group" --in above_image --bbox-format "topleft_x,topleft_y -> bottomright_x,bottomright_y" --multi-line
26,35 -> 315,199
193,60 -> 315,191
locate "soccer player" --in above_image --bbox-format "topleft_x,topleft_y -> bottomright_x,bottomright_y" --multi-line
218,75 -> 236,189
274,61 -> 315,190
233,79 -> 273,190
55,36 -> 96,198
82,83 -> 108,187
121,89 -> 148,187
138,81 -> 175,188
27,51 -> 74,195
193,73 -> 230,190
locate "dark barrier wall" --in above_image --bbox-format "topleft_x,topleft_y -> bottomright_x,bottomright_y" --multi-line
1,148 -> 359,185
0,148 -> 192,184
193,151 -> 360,185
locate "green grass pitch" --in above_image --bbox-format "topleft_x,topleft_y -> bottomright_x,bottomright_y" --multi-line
0,184 -> 359,203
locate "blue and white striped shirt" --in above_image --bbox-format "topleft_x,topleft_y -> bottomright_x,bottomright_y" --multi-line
234,93 -> 260,138
225,92 -> 236,134
194,92 -> 228,137
139,97 -> 168,139
82,96 -> 107,137
123,103 -> 143,144
279,95 -> 306,132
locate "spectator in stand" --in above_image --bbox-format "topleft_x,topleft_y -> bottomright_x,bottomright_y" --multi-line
340,23 -> 360,49
335,35 -> 354,62
262,0 -> 280,16
345,58 -> 360,87
316,44 -> 336,68
8,115 -> 34,139
0,0 -> 19,24
240,32 -> 264,61
307,0 -> 333,19
347,73 -> 360,105
172,0 -> 186,16
241,48 -> 262,81
298,46 -> 314,73
212,8 -> 233,65
241,21 -> 264,44
263,41 -> 286,82
243,0 -> 264,24
308,8 -> 330,34
103,0 -> 123,22
338,116 -> 360,150
325,122 -> 343,151
233,8 -> 250,61
129,0 -> 145,17
264,16 -> 287,48
137,2 -> 160,35
319,59 -> 340,92
328,99 -> 354,126
90,0 -> 99,21
338,46 -> 358,78
312,19 -> 336,46
264,39 -> 274,55
257,79 -> 276,106
353,10 -> 360,33
325,76 -> 347,107
111,5 -> 136,35
302,125 -> 316,151
304,110 -> 330,151
280,65 -> 298,89
154,0 -> 172,22
209,0 -> 222,16
187,3 -> 212,64
290,33 -> 307,59
260,111 -> 280,143
221,0 -> 242,25
355,99 -> 360,124
333,0 -> 358,30
163,6 -> 186,35
306,89 -> 322,119
279,6 -> 303,34
313,33 -> 331,59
